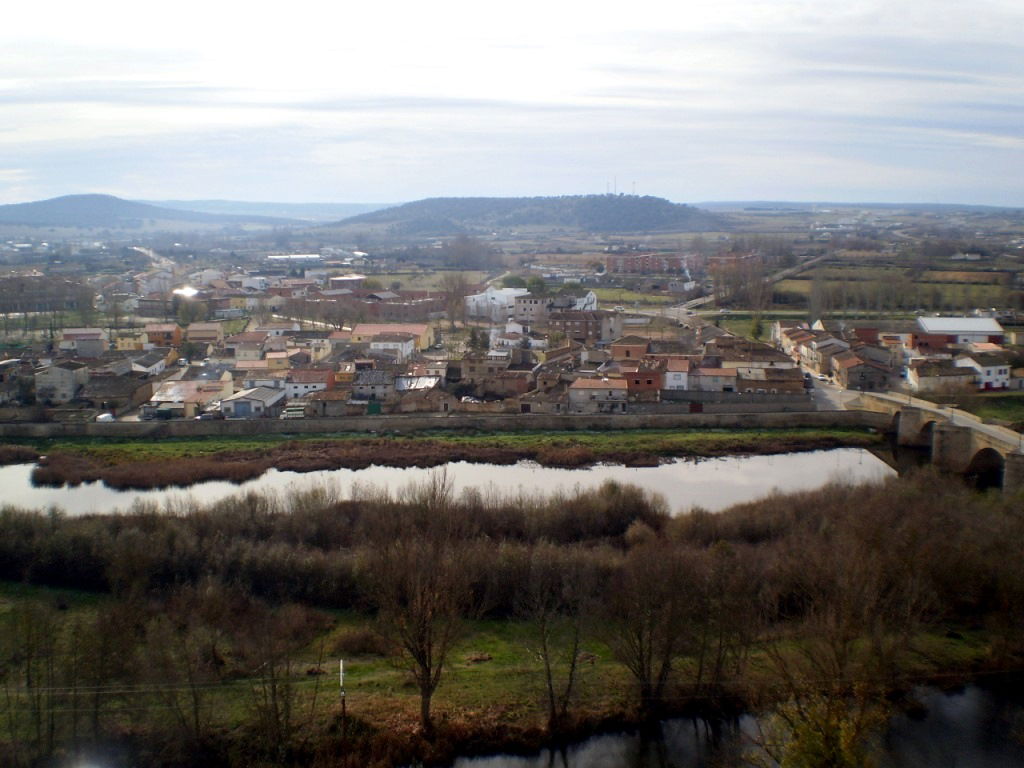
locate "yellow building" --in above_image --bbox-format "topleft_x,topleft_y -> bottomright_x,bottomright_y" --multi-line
351,323 -> 431,351
114,331 -> 148,351
264,350 -> 290,370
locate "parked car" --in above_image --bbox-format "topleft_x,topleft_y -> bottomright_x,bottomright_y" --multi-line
95,412 -> 115,422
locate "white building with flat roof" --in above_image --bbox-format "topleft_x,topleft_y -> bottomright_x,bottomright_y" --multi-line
916,317 -> 1004,344
465,286 -> 529,322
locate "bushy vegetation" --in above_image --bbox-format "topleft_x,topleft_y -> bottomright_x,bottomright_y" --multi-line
1,470 -> 1022,767
9,428 -> 883,489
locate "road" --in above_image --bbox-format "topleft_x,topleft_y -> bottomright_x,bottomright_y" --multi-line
808,377 -> 850,411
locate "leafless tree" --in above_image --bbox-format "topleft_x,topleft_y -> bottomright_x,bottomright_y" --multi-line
516,543 -> 595,732
366,474 -> 473,738
602,541 -> 694,717
439,271 -> 470,331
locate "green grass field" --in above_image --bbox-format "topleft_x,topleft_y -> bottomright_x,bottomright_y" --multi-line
592,288 -> 674,306
370,271 -> 491,290
960,393 -> 1024,425
774,277 -> 1006,308
9,428 -> 884,466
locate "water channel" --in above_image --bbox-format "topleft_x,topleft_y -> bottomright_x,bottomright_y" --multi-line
450,685 -> 1024,768
0,448 -> 895,515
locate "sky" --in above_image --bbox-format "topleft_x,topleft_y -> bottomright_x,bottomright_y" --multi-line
2,0 -> 1023,206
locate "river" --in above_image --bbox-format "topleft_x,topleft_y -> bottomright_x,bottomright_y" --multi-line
450,685 -> 1024,768
0,448 -> 895,515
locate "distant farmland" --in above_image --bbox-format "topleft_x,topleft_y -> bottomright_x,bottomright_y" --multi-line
772,263 -> 1016,311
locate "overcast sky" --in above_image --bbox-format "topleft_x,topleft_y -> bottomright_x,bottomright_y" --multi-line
3,0 -> 1023,206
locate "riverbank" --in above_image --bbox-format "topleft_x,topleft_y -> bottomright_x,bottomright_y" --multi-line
1,427 -> 884,489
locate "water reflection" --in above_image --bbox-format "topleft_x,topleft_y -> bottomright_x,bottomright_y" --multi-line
0,449 -> 895,516
452,686 -> 1024,768
880,686 -> 1024,768
453,718 -> 750,768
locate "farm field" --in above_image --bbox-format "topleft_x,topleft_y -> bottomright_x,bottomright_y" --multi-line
773,277 -> 1009,310
367,270 -> 491,290
591,287 -> 674,306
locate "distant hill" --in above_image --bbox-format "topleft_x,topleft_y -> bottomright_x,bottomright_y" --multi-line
0,194 -> 303,228
142,199 -> 396,222
328,195 -> 726,235
696,200 -> 1023,212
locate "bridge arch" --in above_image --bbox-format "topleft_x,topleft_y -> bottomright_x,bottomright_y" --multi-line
964,447 -> 1005,490
918,420 -> 938,453
888,411 -> 903,439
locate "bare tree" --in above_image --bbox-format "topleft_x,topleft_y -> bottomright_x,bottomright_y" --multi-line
364,474 -> 473,738
516,543 -> 595,732
368,534 -> 471,738
748,515 -> 933,768
602,541 -> 693,717
691,543 -> 761,699
439,271 -> 470,331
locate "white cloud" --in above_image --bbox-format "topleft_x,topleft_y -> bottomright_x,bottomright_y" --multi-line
2,0 -> 1022,204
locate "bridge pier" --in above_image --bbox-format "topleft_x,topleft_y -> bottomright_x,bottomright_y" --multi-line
1004,453 -> 1024,495
931,423 -> 973,474
895,406 -> 934,447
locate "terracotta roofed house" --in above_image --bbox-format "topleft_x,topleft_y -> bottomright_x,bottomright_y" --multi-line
568,376 -> 628,413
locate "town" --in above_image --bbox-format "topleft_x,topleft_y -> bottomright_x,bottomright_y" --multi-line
1,238 -> 1022,426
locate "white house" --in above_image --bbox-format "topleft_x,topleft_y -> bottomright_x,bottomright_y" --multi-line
369,333 -> 417,362
662,358 -> 690,390
189,268 -> 225,286
131,351 -> 167,376
465,286 -> 529,322
59,328 -> 108,354
35,361 -> 89,403
689,367 -> 738,392
221,387 -> 286,418
135,269 -> 174,296
955,352 -> 1013,390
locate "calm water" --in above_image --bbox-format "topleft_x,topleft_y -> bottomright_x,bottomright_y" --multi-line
451,686 -> 1024,768
0,448 -> 895,516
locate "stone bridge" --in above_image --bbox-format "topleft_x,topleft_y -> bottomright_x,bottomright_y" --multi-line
850,392 -> 1024,493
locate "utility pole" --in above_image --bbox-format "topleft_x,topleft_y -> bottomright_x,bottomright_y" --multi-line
339,659 -> 347,749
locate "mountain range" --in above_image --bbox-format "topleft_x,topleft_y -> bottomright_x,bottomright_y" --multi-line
0,193 -> 725,234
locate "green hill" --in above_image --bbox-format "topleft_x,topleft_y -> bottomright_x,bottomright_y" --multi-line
330,195 -> 726,235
